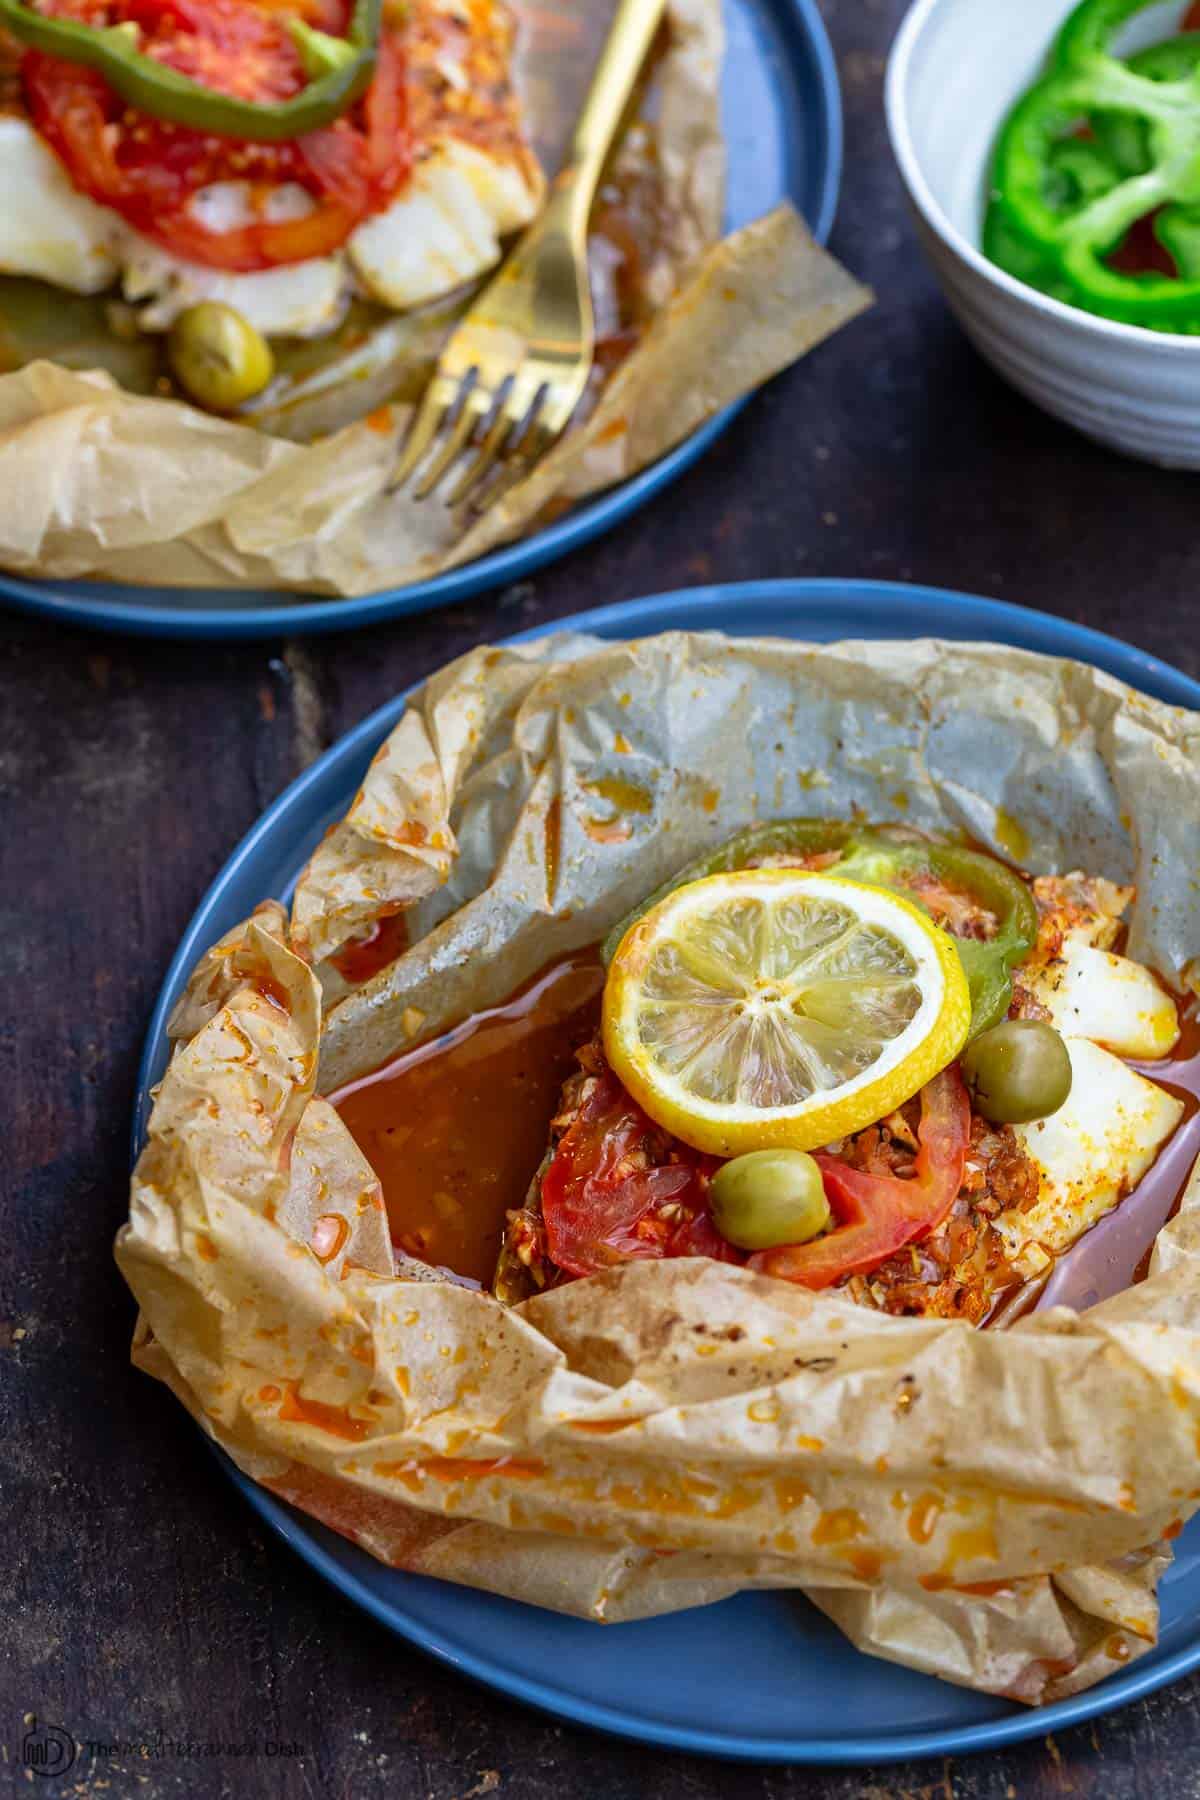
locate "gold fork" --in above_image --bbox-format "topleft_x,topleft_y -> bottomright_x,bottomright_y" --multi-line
388,0 -> 668,510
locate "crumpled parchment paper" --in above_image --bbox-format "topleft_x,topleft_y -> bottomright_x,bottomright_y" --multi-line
0,0 -> 870,597
118,631 -> 1200,1705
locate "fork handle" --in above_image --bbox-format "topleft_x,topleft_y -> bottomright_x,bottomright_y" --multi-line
561,0 -> 669,205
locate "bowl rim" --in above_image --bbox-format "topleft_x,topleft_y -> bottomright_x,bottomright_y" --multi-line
884,0 -> 1200,358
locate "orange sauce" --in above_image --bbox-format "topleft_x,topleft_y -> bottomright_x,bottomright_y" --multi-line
329,950 -> 604,1284
811,1507 -> 867,1547
328,910 -> 410,985
774,1476 -> 813,1512
418,1456 -> 545,1483
849,1548 -> 888,1581
571,1416 -> 648,1435
311,1213 -> 350,1263
277,1383 -> 372,1442
256,975 -> 291,1014
543,796 -> 561,903
907,1491 -> 944,1545
581,775 -> 653,815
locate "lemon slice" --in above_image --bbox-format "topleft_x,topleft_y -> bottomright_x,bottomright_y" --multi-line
603,869 -> 971,1156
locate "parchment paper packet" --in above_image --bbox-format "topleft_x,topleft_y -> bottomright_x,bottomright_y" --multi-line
0,0 -> 870,598
118,632 -> 1200,1706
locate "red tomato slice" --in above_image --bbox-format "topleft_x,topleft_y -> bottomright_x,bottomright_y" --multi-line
541,1059 -> 969,1291
126,0 -> 307,101
748,1067 -> 971,1289
37,0 -> 314,101
21,0 -> 409,272
541,1068 -> 738,1278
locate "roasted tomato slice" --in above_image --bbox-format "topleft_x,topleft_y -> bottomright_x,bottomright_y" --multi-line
128,0 -> 309,100
542,1057 -> 969,1291
748,1067 -> 971,1289
541,1067 -> 741,1278
22,0 -> 409,271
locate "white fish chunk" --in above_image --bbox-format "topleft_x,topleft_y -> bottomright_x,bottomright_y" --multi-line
346,137 -> 540,310
1021,942 -> 1180,1059
0,118 -> 121,294
0,114 -> 541,334
121,182 -> 348,337
1031,872 -> 1132,953
122,238 -> 349,338
996,1037 -> 1184,1277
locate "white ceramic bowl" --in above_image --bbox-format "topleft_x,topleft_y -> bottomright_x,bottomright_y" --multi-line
886,0 -> 1200,467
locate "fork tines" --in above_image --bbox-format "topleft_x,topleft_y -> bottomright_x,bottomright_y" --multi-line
389,366 -> 556,513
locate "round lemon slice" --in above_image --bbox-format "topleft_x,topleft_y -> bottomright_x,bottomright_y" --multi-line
603,869 -> 971,1156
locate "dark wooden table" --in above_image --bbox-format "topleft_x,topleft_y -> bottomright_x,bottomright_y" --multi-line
6,1 -> 1199,1793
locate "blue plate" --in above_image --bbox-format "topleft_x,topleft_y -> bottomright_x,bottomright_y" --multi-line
0,0 -> 840,642
135,581 -> 1200,1762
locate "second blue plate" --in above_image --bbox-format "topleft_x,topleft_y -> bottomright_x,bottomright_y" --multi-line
135,580 -> 1200,1763
0,0 -> 841,641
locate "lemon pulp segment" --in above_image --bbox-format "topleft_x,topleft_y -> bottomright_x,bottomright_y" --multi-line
603,870 -> 972,1156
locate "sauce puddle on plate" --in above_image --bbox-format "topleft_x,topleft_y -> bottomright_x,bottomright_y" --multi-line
329,951 -> 604,1285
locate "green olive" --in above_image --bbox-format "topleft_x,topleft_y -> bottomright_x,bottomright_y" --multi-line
168,302 -> 275,412
960,1019 -> 1072,1124
709,1149 -> 831,1252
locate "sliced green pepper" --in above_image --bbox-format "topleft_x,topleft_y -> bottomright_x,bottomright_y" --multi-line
982,207 -> 1077,303
602,820 -> 857,967
985,0 -> 1200,332
0,0 -> 380,141
603,820 -> 1039,1041
1090,38 -> 1200,177
835,837 -> 1040,1039
1053,0 -> 1189,70
1045,136 -> 1124,205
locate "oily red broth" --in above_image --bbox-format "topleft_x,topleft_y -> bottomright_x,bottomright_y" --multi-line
329,951 -> 604,1285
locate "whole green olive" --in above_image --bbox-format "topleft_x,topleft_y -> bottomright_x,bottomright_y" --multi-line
168,302 -> 275,412
960,1019 -> 1072,1124
709,1148 -> 832,1252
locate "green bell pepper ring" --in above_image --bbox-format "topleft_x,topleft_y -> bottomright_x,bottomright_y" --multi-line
1089,38 -> 1200,178
831,837 -> 1040,1039
0,0 -> 381,142
1093,39 -> 1200,276
986,0 -> 1200,330
602,821 -> 1040,1042
1053,0 -> 1191,69
600,819 -> 857,965
983,40 -> 1200,285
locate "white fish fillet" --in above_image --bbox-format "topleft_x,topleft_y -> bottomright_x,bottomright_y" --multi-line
0,117 -> 121,295
0,121 -> 541,335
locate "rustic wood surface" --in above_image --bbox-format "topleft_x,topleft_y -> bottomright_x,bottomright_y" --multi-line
5,0 -> 1200,1792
